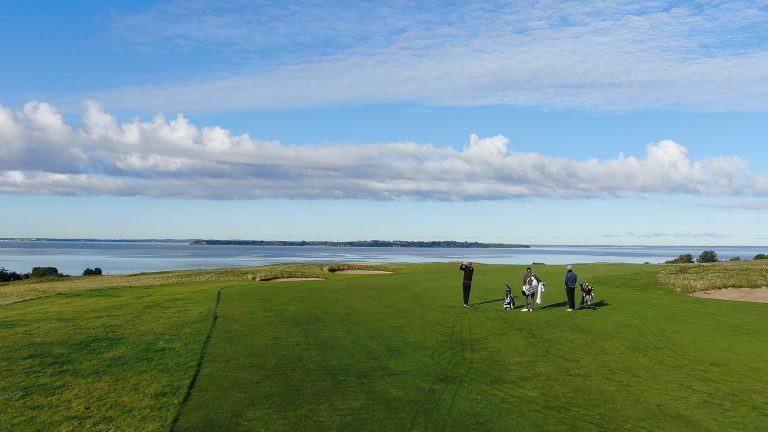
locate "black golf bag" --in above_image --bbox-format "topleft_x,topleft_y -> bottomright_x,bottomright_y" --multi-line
503,284 -> 516,310
580,282 -> 596,309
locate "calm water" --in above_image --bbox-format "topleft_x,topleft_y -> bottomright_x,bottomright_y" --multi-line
1,240 -> 766,275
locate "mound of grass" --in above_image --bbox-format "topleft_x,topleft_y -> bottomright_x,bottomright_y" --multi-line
658,260 -> 768,293
322,263 -> 391,273
0,268 -> 255,306
0,264 -> 393,305
251,263 -> 391,281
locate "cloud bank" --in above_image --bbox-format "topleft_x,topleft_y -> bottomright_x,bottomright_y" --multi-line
0,101 -> 764,200
94,0 -> 768,112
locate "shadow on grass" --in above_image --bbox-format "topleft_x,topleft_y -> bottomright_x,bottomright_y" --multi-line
470,298 -> 610,310
579,299 -> 609,310
538,301 -> 568,310
472,298 -> 505,306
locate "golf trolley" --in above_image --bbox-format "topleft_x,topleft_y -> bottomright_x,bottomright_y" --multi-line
580,282 -> 596,310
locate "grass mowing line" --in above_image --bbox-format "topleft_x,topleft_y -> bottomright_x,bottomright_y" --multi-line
170,286 -> 225,432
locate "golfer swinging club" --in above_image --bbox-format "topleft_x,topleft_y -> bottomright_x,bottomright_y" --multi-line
459,261 -> 474,307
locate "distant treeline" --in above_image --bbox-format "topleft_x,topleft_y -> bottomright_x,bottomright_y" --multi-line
665,250 -> 768,264
1,266 -> 103,282
0,266 -> 67,282
190,240 -> 530,248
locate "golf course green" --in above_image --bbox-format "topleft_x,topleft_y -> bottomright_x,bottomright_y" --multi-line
1,262 -> 767,431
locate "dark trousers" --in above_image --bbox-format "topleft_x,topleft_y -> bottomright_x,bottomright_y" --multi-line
566,286 -> 576,309
462,282 -> 472,306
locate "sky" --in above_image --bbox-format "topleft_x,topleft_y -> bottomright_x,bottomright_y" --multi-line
1,0 -> 768,245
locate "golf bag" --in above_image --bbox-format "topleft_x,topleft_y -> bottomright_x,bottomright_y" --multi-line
580,282 -> 596,309
503,284 -> 516,310
522,283 -> 537,297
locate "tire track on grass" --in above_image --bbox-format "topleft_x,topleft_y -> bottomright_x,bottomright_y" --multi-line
169,286 -> 225,431
459,311 -> 647,432
415,306 -> 647,431
446,308 -> 645,431
627,309 -> 756,406
464,368 -> 645,431
410,309 -> 475,431
443,311 -> 475,432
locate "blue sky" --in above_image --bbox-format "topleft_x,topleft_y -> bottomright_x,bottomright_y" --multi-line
1,0 -> 768,245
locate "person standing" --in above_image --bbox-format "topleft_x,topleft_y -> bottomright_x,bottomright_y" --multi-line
459,262 -> 474,307
522,267 -> 534,287
521,267 -> 537,311
564,264 -> 577,311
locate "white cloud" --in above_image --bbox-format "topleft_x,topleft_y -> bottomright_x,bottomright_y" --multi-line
709,200 -> 768,210
633,231 -> 732,239
0,101 -> 766,200
90,1 -> 768,112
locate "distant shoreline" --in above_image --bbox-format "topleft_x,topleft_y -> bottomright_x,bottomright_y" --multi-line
189,240 -> 530,248
3,242 -> 767,275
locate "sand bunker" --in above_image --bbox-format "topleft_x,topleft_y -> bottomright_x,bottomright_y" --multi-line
692,287 -> 768,303
332,270 -> 392,274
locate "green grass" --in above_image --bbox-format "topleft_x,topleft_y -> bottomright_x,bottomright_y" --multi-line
1,262 -> 767,431
0,281 -> 223,431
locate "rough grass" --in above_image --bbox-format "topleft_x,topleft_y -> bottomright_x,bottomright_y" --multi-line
0,263 -> 391,304
658,260 -> 768,294
250,263 -> 391,280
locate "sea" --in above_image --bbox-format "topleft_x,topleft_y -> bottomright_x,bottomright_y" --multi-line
1,240 -> 767,276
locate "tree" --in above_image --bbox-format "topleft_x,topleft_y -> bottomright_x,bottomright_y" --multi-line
754,253 -> 768,260
82,267 -> 103,276
729,256 -> 741,261
30,267 -> 64,278
697,250 -> 718,263
0,267 -> 25,282
665,254 -> 694,264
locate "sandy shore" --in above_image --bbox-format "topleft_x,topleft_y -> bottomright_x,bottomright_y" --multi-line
692,287 -> 768,303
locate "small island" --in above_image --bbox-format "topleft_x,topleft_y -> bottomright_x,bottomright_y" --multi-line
189,240 -> 529,248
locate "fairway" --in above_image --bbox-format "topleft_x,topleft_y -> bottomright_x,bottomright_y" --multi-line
1,263 -> 767,431
173,263 -> 768,431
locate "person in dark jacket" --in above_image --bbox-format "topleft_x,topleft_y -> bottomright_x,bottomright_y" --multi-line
564,264 -> 578,311
459,262 -> 474,307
